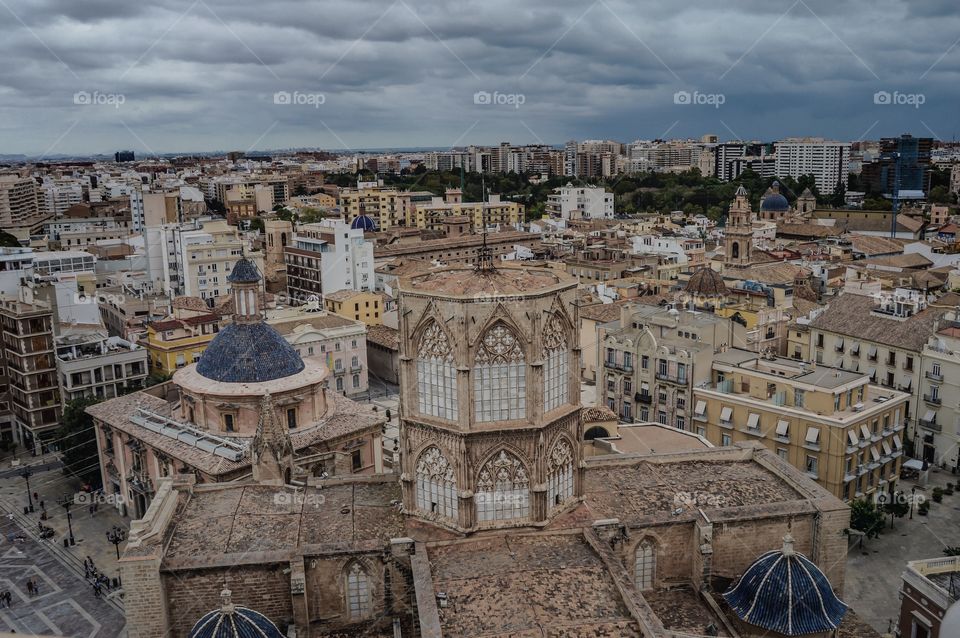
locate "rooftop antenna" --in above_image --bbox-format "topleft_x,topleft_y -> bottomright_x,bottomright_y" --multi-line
476,175 -> 495,272
890,151 -> 901,239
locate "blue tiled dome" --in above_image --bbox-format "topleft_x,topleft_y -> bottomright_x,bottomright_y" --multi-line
196,322 -> 304,383
227,258 -> 262,283
723,536 -> 847,636
760,181 -> 790,212
189,589 -> 284,638
350,213 -> 378,232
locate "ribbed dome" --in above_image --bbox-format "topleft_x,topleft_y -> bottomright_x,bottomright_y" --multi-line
189,588 -> 284,638
196,322 -> 305,383
350,213 -> 378,231
227,258 -> 261,284
760,181 -> 790,212
724,535 -> 848,636
685,266 -> 728,297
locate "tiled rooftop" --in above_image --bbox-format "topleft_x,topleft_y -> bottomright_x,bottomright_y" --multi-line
404,264 -> 572,296
428,533 -> 642,637
643,587 -> 729,636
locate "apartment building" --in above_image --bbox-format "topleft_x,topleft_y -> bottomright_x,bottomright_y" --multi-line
546,185 -> 614,220
917,310 -> 960,470
0,175 -> 45,230
55,330 -> 148,402
39,179 -> 83,217
339,180 -> 433,230
773,137 -> 851,193
284,220 -> 374,304
694,348 -> 909,501
809,289 -> 946,437
0,297 -> 62,452
145,312 -> 222,375
172,220 -> 264,300
411,192 -> 523,231
602,306 -> 745,428
324,290 -> 382,326
267,307 -> 369,397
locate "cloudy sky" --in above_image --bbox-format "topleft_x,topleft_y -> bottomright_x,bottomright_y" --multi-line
0,0 -> 957,156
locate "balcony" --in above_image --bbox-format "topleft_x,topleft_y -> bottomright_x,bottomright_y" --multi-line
925,370 -> 944,382
635,393 -> 652,405
919,416 -> 941,432
656,372 -> 687,385
923,394 -> 942,406
333,367 -> 346,376
350,363 -> 363,373
604,360 -> 633,373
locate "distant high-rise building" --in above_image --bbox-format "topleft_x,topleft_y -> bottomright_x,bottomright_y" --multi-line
0,175 -> 43,230
115,150 -> 135,162
773,137 -> 851,194
861,135 -> 933,197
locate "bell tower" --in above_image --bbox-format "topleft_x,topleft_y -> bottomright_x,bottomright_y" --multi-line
724,185 -> 755,268
396,264 -> 582,533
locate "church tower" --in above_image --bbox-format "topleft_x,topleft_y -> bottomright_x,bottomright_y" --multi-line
724,185 -> 755,268
396,262 -> 582,533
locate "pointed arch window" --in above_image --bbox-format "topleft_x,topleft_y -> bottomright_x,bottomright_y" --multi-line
416,322 -> 458,421
474,323 -> 525,422
543,313 -> 569,413
415,446 -> 458,521
635,539 -> 656,590
475,450 -> 530,522
547,438 -> 574,507
346,562 -> 371,620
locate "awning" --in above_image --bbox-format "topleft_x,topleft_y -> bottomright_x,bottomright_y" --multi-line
641,382 -> 649,391
805,427 -> 820,444
694,400 -> 706,416
902,376 -> 912,390
882,441 -> 893,456
868,367 -> 876,380
851,343 -> 860,354
747,413 -> 760,429
860,424 -> 872,440
903,458 -> 925,471
847,430 -> 859,446
893,434 -> 903,450
868,345 -> 878,357
776,420 -> 789,436
720,407 -> 732,422
870,447 -> 881,462
836,337 -> 844,348
923,410 -> 936,422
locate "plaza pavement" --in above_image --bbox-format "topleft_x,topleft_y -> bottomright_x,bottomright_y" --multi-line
845,465 -> 960,634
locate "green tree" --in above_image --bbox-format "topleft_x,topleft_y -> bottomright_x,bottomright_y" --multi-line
849,498 -> 886,539
929,186 -> 950,204
0,230 -> 20,248
881,491 -> 909,529
144,371 -> 171,387
57,397 -> 103,486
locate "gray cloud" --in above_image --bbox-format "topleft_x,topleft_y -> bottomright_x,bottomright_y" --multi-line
0,0 -> 957,155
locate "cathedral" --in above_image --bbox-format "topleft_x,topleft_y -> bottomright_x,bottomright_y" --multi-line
115,258 -> 876,638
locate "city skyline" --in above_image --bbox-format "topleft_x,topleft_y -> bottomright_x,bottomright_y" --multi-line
0,0 -> 957,155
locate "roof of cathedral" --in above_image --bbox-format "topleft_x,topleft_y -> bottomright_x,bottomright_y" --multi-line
685,266 -> 728,297
404,263 -> 573,296
195,322 -> 306,383
188,587 -> 285,638
723,535 -> 848,635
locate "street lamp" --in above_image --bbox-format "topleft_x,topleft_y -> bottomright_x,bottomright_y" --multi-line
106,526 -> 126,560
20,466 -> 34,514
58,495 -> 75,546
909,485 -> 925,519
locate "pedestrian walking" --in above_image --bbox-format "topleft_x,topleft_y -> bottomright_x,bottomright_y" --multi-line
25,580 -> 33,597
32,580 -> 39,595
5,591 -> 12,607
0,591 -> 7,607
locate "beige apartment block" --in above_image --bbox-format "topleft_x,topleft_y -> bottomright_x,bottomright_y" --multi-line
694,348 -> 909,501
918,310 -> 960,470
412,193 -> 523,231
0,175 -> 45,230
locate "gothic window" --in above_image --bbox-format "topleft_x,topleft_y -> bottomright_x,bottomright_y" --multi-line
475,450 -> 530,522
635,539 -> 656,590
415,446 -> 458,520
547,438 -> 574,507
543,313 -> 569,413
474,323 -> 525,422
346,562 -> 371,620
416,322 -> 458,421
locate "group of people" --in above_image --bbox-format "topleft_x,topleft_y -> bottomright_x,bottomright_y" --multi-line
84,556 -> 113,598
24,579 -> 40,597
0,591 -> 12,607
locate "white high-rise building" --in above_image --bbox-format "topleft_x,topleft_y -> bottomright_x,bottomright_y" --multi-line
287,219 -> 375,298
546,184 -> 614,220
40,179 -> 83,216
774,137 -> 851,194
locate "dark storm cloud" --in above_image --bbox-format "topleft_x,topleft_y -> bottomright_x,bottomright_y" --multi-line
0,0 -> 957,155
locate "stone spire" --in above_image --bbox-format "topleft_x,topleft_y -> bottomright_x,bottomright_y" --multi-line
251,392 -> 294,484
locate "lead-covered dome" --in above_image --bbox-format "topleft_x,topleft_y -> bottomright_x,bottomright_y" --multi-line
189,587 -> 285,638
351,213 -> 378,232
196,322 -> 304,383
760,181 -> 790,213
724,535 -> 847,636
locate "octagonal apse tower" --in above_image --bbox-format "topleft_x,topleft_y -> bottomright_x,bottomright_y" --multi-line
397,261 -> 582,532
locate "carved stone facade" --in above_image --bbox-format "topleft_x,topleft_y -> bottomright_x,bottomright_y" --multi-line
724,185 -> 755,268
396,264 -> 583,532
